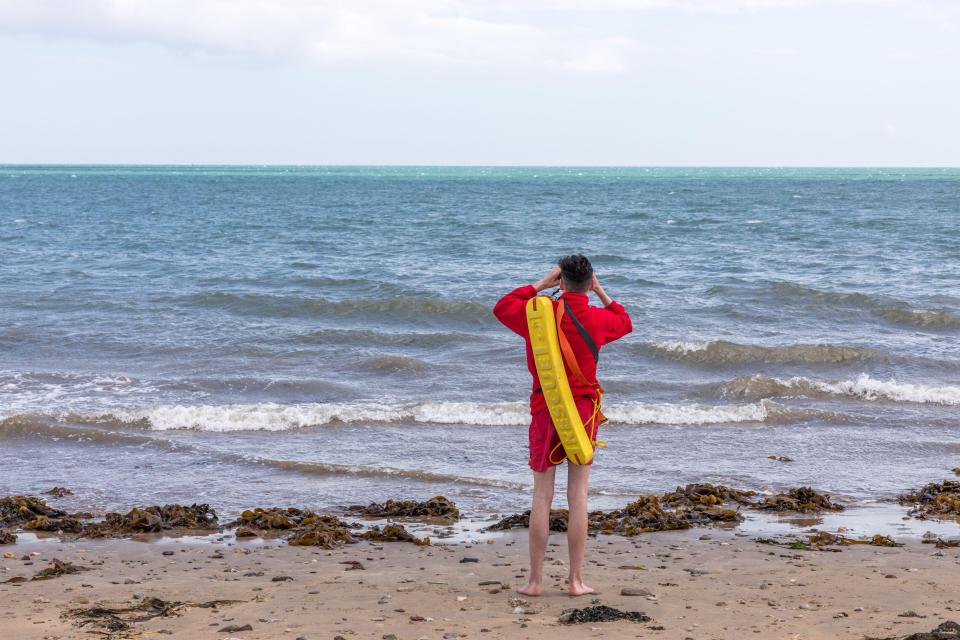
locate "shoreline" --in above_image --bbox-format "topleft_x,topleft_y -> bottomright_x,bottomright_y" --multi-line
3,526 -> 960,640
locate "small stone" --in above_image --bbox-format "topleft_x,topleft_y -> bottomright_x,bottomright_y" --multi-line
621,587 -> 655,597
272,575 -> 293,582
460,557 -> 479,563
218,624 -> 253,632
162,550 -> 174,556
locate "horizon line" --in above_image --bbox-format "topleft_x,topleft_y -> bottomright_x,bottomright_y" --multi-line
2,163 -> 958,170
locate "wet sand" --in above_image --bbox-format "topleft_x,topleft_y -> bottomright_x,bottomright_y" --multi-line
3,528 -> 959,640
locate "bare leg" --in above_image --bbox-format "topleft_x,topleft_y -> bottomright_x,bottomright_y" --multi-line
566,462 -> 594,596
518,466 -> 556,596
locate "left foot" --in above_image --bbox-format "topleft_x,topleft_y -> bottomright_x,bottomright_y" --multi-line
568,578 -> 594,596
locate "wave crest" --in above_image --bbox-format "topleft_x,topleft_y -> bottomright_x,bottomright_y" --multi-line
872,308 -> 960,329
648,340 -> 883,365
719,374 -> 960,406
2,399 -> 827,433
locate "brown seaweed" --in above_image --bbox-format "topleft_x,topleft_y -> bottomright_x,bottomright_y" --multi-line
868,621 -> 960,640
661,483 -> 756,507
347,495 -> 459,523
489,491 -> 741,536
590,495 -> 696,535
45,487 -> 74,497
558,605 -> 651,624
24,515 -> 84,533
807,532 -> 902,548
67,596 -> 243,637
286,515 -> 358,548
228,507 -> 306,530
32,558 -> 89,580
359,523 -> 430,546
753,487 -> 844,512
487,509 -> 570,532
0,495 -> 67,527
82,504 -> 218,537
899,480 -> 960,520
0,529 -> 16,545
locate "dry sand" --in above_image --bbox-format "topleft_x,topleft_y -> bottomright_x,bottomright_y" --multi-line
2,527 -> 960,640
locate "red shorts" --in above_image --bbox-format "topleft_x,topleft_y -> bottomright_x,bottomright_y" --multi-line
529,397 -> 601,473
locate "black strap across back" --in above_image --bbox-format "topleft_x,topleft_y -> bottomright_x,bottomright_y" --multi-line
562,299 -> 599,362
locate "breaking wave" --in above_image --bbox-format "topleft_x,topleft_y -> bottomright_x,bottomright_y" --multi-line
719,374 -> 960,406
872,308 -> 960,329
363,355 -> 428,373
713,283 -> 959,329
1,399 -> 834,433
648,340 -> 884,365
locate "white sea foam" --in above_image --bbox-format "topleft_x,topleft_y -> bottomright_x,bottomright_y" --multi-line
651,340 -> 712,354
795,374 -> 960,406
106,399 -> 780,432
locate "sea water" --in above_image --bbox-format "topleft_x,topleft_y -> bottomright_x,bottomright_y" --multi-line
0,166 -> 957,523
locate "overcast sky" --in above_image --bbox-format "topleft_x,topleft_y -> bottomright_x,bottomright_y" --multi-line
1,0 -> 957,166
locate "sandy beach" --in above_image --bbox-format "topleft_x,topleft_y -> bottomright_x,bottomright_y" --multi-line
3,524 -> 960,640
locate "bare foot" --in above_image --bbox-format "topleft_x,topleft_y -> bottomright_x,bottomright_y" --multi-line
517,581 -> 542,597
568,578 -> 594,596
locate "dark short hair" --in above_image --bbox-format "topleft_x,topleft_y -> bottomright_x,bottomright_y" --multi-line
558,254 -> 593,292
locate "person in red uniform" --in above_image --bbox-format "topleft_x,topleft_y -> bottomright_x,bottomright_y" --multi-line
493,254 -> 632,597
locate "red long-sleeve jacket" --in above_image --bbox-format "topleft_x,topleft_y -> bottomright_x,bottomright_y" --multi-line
493,285 -> 633,414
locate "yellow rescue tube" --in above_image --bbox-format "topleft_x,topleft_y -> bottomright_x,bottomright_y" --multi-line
525,296 -> 594,465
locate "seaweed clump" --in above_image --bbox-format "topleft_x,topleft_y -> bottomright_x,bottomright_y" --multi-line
32,558 -> 89,580
67,596 -> 242,636
754,487 -> 844,513
899,480 -> 960,520
558,605 -> 651,625
590,495 -> 695,535
229,506 -> 431,548
229,507 -> 306,530
489,488 -> 744,536
661,483 -> 756,508
0,529 -> 16,545
228,508 -> 358,548
807,532 -> 902,548
347,495 -> 459,523
488,509 -> 570,532
868,621 -> 960,640
0,495 -> 67,527
287,514 -> 358,548
360,523 -> 430,546
83,504 -> 218,537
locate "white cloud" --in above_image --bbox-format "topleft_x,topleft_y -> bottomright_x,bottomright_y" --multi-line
0,0 -> 949,72
0,0 -> 635,72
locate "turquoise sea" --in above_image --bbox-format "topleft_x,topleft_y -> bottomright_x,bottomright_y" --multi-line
1,166 -> 958,525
